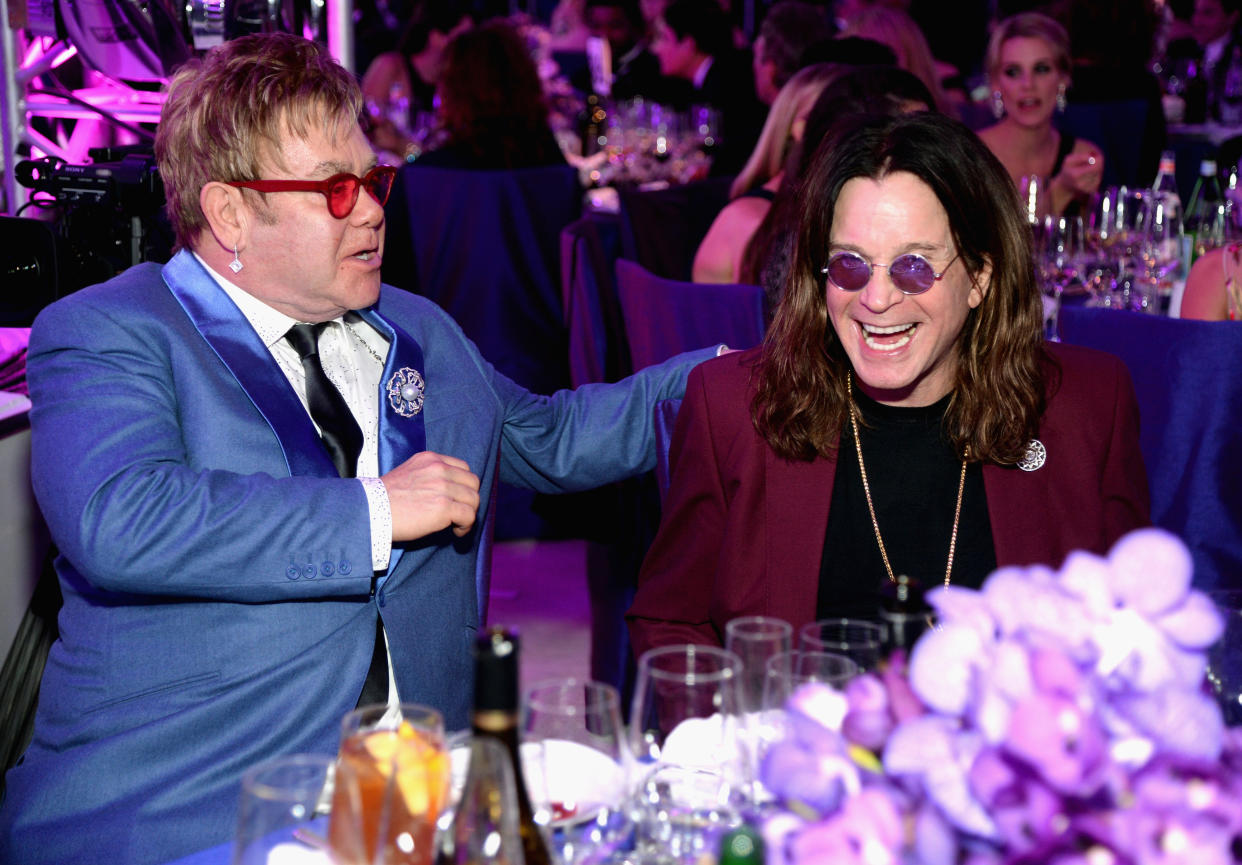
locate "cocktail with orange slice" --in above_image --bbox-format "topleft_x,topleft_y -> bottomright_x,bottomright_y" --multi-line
329,703 -> 450,865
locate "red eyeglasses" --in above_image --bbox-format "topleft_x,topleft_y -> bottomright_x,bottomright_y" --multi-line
227,165 -> 398,219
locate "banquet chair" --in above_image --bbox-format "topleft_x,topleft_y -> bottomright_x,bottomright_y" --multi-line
1058,307 -> 1242,589
560,214 -> 631,388
614,258 -> 767,370
383,162 -> 582,397
383,163 -> 582,538
616,176 -> 734,281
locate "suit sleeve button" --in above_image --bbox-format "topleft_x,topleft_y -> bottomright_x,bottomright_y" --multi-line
286,565 -> 300,580
338,560 -> 352,575
321,561 -> 335,576
302,563 -> 317,579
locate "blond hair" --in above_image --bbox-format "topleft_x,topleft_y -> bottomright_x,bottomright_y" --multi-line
730,63 -> 841,199
154,33 -> 363,249
985,11 -> 1071,79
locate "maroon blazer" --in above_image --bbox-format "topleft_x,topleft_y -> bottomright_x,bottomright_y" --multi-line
627,342 -> 1151,656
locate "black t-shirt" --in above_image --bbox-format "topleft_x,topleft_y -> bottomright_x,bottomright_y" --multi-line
817,388 -> 996,621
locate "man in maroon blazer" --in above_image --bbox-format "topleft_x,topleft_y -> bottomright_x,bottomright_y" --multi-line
627,112 -> 1150,656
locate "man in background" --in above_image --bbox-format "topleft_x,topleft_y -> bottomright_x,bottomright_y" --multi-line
752,0 -> 836,105
652,0 -> 767,175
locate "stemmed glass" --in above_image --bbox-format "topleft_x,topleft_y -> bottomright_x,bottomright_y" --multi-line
1138,194 -> 1183,313
1037,214 -> 1090,339
522,679 -> 632,865
234,753 -> 335,865
798,619 -> 885,672
1088,186 -> 1149,309
627,645 -> 745,865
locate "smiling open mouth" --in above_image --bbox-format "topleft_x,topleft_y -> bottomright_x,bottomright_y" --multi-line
860,322 -> 916,351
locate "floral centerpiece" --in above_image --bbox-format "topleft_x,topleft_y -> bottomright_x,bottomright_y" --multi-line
759,528 -> 1242,865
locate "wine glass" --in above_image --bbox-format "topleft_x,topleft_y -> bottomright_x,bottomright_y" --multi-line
522,679 -> 632,865
762,650 -> 861,708
234,753 -> 335,865
628,645 -> 745,865
1038,214 -> 1090,339
1017,174 -> 1049,228
797,619 -> 885,672
329,703 -> 450,865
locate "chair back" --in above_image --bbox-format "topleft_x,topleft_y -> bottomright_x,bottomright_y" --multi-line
383,163 -> 582,396
654,398 -> 682,504
560,214 -> 631,387
614,258 -> 766,370
616,177 -> 733,281
1058,307 -> 1242,589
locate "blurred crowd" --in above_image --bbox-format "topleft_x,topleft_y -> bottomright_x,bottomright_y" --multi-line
354,0 -> 1242,319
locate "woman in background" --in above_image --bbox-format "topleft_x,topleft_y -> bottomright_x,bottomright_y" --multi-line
692,63 -> 839,284
976,12 -> 1102,217
418,19 -> 567,170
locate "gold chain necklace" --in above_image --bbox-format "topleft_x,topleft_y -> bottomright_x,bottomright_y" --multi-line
846,372 -> 968,589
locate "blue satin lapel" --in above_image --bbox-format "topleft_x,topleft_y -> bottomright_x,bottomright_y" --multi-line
357,308 -> 428,470
162,250 -> 338,479
358,309 -> 429,575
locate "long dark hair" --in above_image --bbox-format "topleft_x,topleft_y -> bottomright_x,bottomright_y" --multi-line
436,20 -> 562,169
752,111 -> 1046,466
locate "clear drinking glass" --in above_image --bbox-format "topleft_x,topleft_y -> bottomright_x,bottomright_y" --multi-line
233,753 -> 335,865
723,617 -> 794,714
723,616 -> 793,810
797,619 -> 885,671
1207,590 -> 1242,726
522,679 -> 632,865
329,703 -> 450,865
628,645 -> 745,865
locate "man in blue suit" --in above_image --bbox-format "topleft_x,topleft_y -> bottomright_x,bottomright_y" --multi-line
1,33 -> 717,864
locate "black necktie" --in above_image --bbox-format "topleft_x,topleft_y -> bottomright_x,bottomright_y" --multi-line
285,323 -> 363,478
286,322 -> 388,707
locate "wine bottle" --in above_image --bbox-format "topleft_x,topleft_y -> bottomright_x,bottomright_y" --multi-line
463,626 -> 554,865
1185,159 -> 1227,266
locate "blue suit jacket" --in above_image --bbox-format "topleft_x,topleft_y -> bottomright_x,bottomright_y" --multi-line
2,250 -> 712,864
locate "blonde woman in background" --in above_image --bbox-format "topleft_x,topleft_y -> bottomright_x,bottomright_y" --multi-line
976,12 -> 1103,217
693,63 -> 839,284
838,6 -> 952,114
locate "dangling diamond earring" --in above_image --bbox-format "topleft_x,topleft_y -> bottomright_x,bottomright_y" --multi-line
229,245 -> 243,274
992,90 -> 1004,119
1056,84 -> 1067,113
